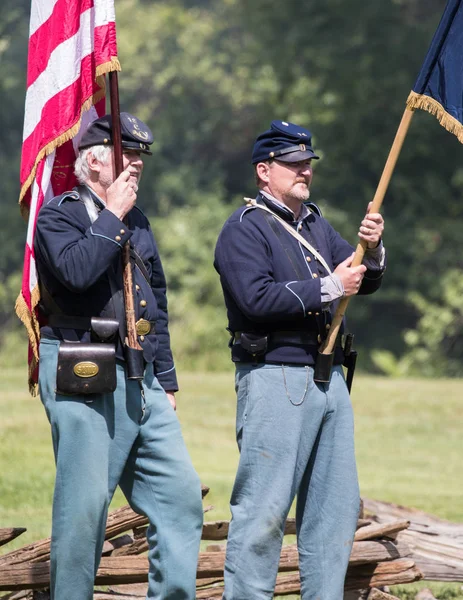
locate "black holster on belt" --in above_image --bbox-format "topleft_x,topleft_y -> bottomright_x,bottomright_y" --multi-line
343,333 -> 358,394
313,350 -> 335,384
239,332 -> 268,356
124,346 -> 145,380
314,332 -> 357,391
56,318 -> 119,396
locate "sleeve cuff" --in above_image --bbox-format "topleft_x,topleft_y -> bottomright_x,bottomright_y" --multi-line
90,209 -> 133,247
156,365 -> 179,392
363,241 -> 386,270
320,274 -> 344,309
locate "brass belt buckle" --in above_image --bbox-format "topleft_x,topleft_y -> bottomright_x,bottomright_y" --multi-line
136,318 -> 152,336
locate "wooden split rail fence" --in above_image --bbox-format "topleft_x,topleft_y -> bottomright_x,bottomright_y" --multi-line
0,490 -> 461,599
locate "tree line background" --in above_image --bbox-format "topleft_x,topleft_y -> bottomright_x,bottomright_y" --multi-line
2,0 -> 463,377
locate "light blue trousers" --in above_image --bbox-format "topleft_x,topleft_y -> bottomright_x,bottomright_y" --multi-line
223,364 -> 360,600
38,338 -> 203,600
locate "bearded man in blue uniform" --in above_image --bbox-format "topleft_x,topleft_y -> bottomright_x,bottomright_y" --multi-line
35,112 -> 203,600
214,120 -> 386,599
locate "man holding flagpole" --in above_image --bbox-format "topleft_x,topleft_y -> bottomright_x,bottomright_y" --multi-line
34,112 -> 203,600
16,2 -> 203,598
214,120 -> 386,599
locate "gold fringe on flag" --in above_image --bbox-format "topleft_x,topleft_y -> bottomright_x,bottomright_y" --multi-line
15,286 -> 41,395
96,56 -> 121,78
406,91 -> 463,144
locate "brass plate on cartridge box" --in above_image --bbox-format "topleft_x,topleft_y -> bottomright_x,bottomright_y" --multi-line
74,362 -> 99,378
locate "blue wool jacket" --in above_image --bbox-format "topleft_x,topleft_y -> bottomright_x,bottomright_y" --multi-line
34,187 -> 178,391
214,193 -> 385,366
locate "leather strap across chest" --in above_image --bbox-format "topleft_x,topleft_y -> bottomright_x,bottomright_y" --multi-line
245,198 -> 333,275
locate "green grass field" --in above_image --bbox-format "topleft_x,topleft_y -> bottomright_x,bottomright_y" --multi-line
1,366 -> 462,598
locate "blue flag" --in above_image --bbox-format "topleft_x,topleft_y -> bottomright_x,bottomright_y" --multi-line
407,0 -> 463,142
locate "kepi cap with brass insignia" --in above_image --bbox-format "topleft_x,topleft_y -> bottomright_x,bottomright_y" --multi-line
78,112 -> 154,155
251,120 -> 319,164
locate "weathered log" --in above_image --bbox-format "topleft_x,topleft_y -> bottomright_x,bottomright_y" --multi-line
102,535 -> 135,556
0,509 -> 147,567
363,498 -> 463,582
363,498 -> 463,538
410,557 -> 463,582
0,528 -> 27,548
349,540 -> 411,566
110,537 -> 148,557
354,520 -> 410,542
0,557 -> 148,591
345,559 -> 422,590
0,539 -> 52,567
0,539 -> 412,591
244,560 -> 420,595
195,559 -> 420,598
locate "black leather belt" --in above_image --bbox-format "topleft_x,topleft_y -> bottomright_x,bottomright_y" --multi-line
234,331 -> 327,346
48,315 -> 156,336
48,315 -> 93,330
270,331 -> 321,345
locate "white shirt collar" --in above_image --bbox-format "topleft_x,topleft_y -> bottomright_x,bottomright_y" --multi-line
259,190 -> 310,221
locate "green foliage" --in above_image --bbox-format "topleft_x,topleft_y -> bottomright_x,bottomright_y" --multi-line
150,191 -> 234,369
399,269 -> 463,376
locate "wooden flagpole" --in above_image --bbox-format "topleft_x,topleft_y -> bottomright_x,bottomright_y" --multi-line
314,106 -> 415,382
108,71 -> 144,379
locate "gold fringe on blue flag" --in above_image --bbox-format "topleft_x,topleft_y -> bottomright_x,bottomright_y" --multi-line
408,0 -> 463,144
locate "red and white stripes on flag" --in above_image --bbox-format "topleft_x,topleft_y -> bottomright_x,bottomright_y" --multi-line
16,0 -> 121,393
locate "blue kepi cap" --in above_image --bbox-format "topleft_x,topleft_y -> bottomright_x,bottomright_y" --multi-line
251,120 -> 319,164
78,112 -> 154,155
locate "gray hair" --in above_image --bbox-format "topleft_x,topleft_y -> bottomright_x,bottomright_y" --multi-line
74,145 -> 112,183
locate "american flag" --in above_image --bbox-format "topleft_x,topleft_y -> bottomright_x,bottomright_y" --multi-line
15,0 -> 121,393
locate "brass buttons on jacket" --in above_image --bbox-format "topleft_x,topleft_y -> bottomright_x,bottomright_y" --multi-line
120,229 -> 125,235
115,235 -> 122,242
140,300 -> 147,307
306,256 -> 312,262
140,336 -> 145,342
313,273 -> 319,279
136,318 -> 151,335
136,284 -> 140,291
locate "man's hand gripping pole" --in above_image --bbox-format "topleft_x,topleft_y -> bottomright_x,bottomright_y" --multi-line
314,107 -> 414,385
